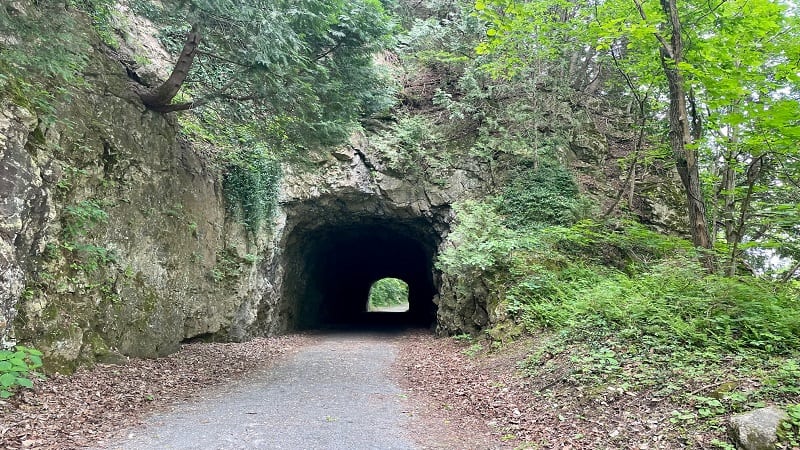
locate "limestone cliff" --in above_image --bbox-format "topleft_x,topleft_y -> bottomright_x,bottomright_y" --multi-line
0,45 -> 280,370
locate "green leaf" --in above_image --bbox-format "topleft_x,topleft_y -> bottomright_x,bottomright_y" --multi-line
15,377 -> 33,388
27,355 -> 42,369
0,373 -> 16,387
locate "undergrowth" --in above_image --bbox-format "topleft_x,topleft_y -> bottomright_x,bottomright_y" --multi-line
438,193 -> 800,446
0,346 -> 44,399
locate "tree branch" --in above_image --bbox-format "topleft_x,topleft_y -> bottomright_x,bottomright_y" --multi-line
140,23 -> 202,110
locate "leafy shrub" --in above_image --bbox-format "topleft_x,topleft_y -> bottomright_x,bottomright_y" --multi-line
438,200 -> 800,353
368,278 -> 409,310
498,161 -> 580,228
0,346 -> 44,398
437,200 -> 529,275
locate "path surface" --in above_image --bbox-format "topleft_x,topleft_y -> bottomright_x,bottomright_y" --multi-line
102,333 -> 415,450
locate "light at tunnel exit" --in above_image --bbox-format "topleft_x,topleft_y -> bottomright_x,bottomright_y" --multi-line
367,278 -> 410,312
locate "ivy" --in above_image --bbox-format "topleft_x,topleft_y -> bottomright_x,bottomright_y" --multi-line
223,150 -> 281,232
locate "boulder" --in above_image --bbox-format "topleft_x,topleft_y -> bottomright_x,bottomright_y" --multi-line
729,406 -> 787,450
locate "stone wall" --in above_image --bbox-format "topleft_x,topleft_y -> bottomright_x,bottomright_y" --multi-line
0,43 -> 276,370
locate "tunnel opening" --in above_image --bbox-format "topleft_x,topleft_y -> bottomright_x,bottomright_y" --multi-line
367,278 -> 409,313
277,210 -> 443,331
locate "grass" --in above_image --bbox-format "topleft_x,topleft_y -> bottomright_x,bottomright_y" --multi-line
439,202 -> 800,446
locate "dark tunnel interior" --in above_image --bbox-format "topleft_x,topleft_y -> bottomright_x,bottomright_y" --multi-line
281,217 -> 439,330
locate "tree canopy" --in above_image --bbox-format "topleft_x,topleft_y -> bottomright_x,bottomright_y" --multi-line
475,0 -> 800,274
136,0 -> 396,146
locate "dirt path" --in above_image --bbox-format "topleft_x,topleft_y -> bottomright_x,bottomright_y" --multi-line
96,333 -> 416,450
3,331 -> 503,449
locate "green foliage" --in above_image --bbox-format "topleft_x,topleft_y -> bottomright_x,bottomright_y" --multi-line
0,3 -> 92,117
440,200 -> 800,353
136,0 -> 397,147
0,346 -> 44,399
60,200 -> 116,274
462,342 -> 484,357
443,198 -> 800,443
371,115 -> 442,174
368,278 -> 409,309
498,162 -> 580,228
210,248 -> 255,283
178,98 -> 287,232
779,404 -> 800,447
68,0 -> 119,48
436,200 -> 524,274
474,0 -> 800,275
223,150 -> 281,232
547,260 -> 799,352
63,200 -> 109,240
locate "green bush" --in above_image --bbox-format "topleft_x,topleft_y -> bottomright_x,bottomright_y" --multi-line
498,162 -> 580,228
0,346 -> 44,399
437,200 -> 525,274
368,278 -> 409,310
438,200 -> 800,354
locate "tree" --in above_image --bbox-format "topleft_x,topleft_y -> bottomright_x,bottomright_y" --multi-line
476,0 -> 800,274
134,0 -> 395,145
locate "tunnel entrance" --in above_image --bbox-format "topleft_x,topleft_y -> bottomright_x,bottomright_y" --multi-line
367,278 -> 409,313
277,207 -> 443,331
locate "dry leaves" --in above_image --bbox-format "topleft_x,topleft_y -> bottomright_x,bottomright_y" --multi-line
394,332 -> 691,449
0,335 -> 308,449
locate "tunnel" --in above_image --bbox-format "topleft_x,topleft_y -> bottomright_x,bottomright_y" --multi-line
277,206 -> 443,330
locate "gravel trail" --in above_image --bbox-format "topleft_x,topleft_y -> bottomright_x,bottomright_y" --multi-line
101,333 -> 415,450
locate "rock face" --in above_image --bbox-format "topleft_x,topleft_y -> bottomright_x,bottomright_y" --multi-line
0,105 -> 40,348
271,132 -> 491,333
729,406 -> 787,450
0,41 -> 276,370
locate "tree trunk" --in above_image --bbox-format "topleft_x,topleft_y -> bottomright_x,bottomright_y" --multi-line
139,23 -> 202,111
659,0 -> 714,270
722,153 -> 736,244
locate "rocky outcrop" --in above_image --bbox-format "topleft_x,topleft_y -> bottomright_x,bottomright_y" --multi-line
729,406 -> 787,450
2,1 -> 685,372
0,105 -> 41,348
272,131 -> 491,334
0,42 -> 274,370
